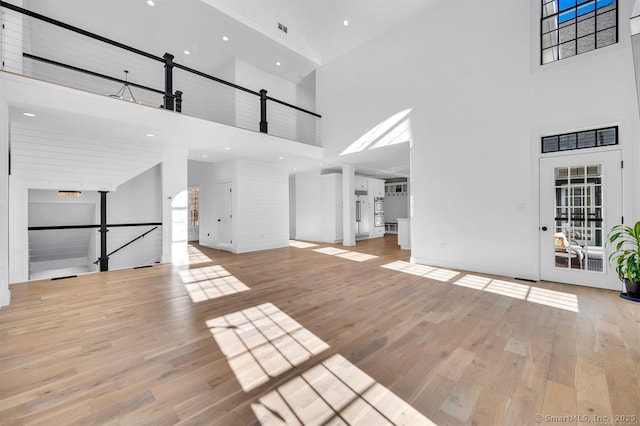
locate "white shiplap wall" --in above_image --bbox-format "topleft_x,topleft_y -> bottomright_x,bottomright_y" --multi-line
11,122 -> 162,190
234,158 -> 289,253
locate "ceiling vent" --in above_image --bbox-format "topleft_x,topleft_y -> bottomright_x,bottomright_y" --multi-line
278,22 -> 288,34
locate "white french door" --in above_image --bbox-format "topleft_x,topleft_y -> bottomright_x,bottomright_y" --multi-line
217,182 -> 233,251
539,150 -> 622,290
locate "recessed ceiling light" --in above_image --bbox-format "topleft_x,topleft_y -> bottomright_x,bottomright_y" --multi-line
222,36 -> 229,42
184,50 -> 190,55
146,0 -> 155,6
202,154 -> 207,158
225,147 -> 231,150
23,112 -> 35,117
146,133 -> 154,137
276,61 -> 281,66
343,19 -> 349,26
279,156 -> 284,160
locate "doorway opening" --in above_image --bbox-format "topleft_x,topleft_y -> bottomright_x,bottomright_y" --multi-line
188,185 -> 200,242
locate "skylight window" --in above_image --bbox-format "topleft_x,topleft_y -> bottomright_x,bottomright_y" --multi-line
541,0 -> 617,64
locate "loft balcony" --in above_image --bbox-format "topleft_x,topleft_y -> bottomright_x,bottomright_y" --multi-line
0,2 -> 321,147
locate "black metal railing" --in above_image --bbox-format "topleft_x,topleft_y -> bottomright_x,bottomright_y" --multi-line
0,1 -> 321,145
92,226 -> 159,266
28,222 -> 162,273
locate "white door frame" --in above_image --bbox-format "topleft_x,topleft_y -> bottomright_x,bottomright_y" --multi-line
217,181 -> 233,252
538,149 -> 622,290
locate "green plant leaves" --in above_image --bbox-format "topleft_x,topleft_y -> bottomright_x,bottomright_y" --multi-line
607,221 -> 640,283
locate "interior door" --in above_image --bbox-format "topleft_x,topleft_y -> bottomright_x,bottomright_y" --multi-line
539,150 -> 622,290
218,182 -> 233,251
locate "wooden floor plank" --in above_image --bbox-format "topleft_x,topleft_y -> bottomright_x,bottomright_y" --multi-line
0,235 -> 639,424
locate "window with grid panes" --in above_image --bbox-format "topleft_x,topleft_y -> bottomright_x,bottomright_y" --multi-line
541,0 -> 617,64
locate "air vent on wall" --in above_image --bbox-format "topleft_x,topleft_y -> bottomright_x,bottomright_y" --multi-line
278,22 -> 288,33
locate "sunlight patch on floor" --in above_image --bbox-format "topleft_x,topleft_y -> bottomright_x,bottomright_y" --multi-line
484,279 -> 529,300
314,247 -> 349,256
313,247 -> 379,262
453,274 -> 579,312
252,354 -> 435,425
289,240 -> 319,248
527,286 -> 579,312
179,265 -> 249,303
381,260 -> 459,282
207,303 -> 330,392
187,245 -> 212,265
336,252 -> 379,262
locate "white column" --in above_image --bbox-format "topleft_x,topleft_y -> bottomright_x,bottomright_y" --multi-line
0,102 -> 10,307
161,145 -> 188,265
9,177 -> 28,283
342,164 -> 356,247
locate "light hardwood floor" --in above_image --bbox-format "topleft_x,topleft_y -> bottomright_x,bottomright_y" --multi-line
1,235 -> 639,425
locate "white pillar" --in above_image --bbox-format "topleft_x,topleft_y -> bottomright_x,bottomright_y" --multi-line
0,102 -> 10,307
8,178 -> 28,283
342,164 -> 355,247
161,145 -> 188,265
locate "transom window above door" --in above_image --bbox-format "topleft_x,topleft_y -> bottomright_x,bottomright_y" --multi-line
541,0 -> 617,64
541,126 -> 617,153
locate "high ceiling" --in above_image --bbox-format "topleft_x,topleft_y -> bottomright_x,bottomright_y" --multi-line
23,0 -> 433,84
19,0 -> 425,177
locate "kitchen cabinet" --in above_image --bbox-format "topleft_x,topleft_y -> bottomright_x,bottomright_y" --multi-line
369,178 -> 384,197
355,176 -> 368,191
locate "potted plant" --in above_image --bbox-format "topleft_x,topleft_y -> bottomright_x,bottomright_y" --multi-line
608,221 -> 640,299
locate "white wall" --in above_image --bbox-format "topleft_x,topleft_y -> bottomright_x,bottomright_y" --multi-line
107,164 -> 162,269
233,59 -> 293,133
234,158 -> 289,253
10,121 -> 162,191
1,0 -> 23,74
199,158 -> 235,249
289,175 -> 296,238
197,157 -> 288,253
318,0 -> 640,281
294,170 -> 322,241
235,59 -> 296,103
0,102 -> 9,307
161,145 -> 188,265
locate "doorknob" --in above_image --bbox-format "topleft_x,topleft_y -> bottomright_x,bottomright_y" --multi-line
541,226 -> 548,231
217,219 -> 221,222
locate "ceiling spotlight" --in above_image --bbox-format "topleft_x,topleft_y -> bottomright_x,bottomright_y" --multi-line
222,36 -> 229,42
276,61 -> 281,66
146,0 -> 155,6
225,147 -> 231,150
184,50 -> 190,55
202,154 -> 207,158
343,19 -> 349,26
23,112 -> 35,117
279,156 -> 284,160
146,133 -> 154,137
